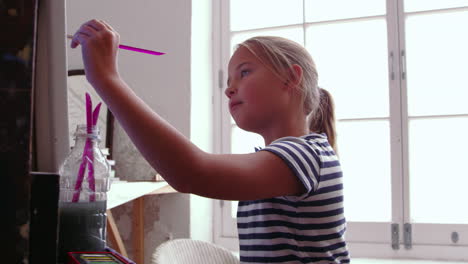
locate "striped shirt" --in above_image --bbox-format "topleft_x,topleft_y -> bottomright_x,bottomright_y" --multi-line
237,133 -> 349,263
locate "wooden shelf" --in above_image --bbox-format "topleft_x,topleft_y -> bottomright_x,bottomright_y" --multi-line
107,181 -> 176,209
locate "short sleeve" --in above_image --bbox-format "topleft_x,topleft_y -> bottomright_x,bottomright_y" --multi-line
259,137 -> 322,196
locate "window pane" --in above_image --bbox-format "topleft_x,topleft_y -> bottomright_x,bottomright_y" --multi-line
406,11 -> 468,116
231,126 -> 264,154
338,120 -> 391,222
404,0 -> 468,13
230,0 -> 303,31
305,0 -> 385,22
409,117 -> 468,224
230,26 -> 304,55
306,19 -> 389,119
231,201 -> 238,218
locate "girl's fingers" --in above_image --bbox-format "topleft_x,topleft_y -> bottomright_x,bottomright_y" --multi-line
70,19 -> 119,51
70,39 -> 78,49
79,25 -> 96,38
85,19 -> 106,32
99,19 -> 120,44
70,32 -> 89,49
71,19 -> 109,48
99,19 -> 114,31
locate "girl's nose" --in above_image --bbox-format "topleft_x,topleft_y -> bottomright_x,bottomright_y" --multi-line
224,85 -> 236,98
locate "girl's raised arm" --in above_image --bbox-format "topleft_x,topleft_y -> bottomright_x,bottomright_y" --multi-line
71,20 -> 305,201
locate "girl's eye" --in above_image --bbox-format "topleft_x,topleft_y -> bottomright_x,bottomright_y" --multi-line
240,69 -> 250,78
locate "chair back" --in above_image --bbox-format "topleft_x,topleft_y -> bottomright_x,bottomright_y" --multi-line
152,239 -> 239,264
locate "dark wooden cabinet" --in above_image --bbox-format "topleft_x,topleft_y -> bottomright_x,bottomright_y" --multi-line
0,1 -> 59,263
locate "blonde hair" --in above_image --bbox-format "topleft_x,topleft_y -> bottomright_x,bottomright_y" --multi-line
238,36 -> 319,115
308,88 -> 338,153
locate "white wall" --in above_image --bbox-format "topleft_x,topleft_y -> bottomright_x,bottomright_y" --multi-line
66,0 -> 191,134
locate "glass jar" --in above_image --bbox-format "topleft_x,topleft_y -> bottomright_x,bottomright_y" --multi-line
57,125 -> 111,263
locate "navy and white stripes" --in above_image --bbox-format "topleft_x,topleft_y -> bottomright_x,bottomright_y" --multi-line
237,133 -> 349,263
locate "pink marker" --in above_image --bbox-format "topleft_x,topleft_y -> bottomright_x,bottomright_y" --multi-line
67,34 -> 165,56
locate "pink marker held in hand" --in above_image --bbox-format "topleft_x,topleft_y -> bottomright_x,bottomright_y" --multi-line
67,34 -> 165,56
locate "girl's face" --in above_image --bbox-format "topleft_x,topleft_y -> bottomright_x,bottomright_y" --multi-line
225,46 -> 289,133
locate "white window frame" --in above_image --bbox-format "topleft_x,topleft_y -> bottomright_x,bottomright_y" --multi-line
212,0 -> 468,260
212,0 -> 240,252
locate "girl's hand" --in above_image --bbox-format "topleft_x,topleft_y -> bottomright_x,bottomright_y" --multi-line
70,19 -> 120,86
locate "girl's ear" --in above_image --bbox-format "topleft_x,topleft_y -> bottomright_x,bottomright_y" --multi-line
284,64 -> 303,89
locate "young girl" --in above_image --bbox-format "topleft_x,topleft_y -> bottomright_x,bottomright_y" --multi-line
71,19 -> 349,263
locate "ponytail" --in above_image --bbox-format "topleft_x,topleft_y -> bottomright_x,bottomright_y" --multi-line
308,88 -> 338,153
